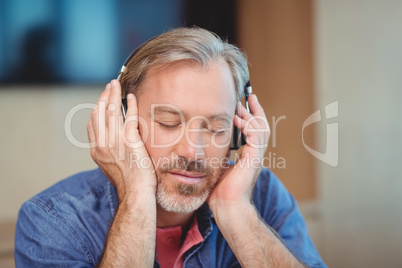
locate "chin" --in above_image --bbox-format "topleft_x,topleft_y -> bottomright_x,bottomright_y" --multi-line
154,162 -> 223,213
156,179 -> 214,214
156,191 -> 208,214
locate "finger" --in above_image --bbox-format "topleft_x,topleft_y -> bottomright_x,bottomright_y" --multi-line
241,97 -> 270,131
87,120 -> 96,148
125,93 -> 138,118
124,93 -> 139,134
236,101 -> 253,121
124,93 -> 143,148
87,120 -> 99,163
106,80 -> 124,147
234,110 -> 270,150
91,83 -> 111,143
108,79 -> 122,117
234,102 -> 253,133
97,83 -> 112,106
237,103 -> 261,134
248,94 -> 264,116
233,114 -> 247,133
235,104 -> 269,135
237,102 -> 266,131
248,94 -> 269,128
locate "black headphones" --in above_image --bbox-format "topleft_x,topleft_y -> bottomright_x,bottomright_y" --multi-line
117,39 -> 251,150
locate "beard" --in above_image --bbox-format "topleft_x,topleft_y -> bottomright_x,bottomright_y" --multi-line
155,156 -> 224,213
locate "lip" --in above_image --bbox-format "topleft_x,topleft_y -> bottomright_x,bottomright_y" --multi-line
168,170 -> 205,184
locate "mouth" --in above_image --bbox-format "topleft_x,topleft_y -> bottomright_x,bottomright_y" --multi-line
168,170 -> 206,185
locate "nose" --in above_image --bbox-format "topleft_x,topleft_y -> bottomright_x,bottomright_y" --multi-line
174,125 -> 206,161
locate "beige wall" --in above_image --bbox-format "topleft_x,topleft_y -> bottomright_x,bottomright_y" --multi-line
0,86 -> 100,266
315,0 -> 402,267
0,86 -> 98,221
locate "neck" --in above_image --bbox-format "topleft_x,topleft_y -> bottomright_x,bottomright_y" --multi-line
156,204 -> 194,229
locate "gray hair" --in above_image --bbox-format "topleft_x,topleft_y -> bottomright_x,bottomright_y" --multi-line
120,27 -> 249,102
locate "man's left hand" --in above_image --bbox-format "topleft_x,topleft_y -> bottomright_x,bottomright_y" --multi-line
207,94 -> 270,213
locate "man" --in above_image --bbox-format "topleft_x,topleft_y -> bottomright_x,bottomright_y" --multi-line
15,27 -> 326,267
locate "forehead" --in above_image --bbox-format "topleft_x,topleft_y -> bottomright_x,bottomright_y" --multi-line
137,60 -> 237,118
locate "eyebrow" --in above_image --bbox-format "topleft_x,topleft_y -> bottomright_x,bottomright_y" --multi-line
209,114 -> 232,126
151,106 -> 232,126
151,106 -> 182,117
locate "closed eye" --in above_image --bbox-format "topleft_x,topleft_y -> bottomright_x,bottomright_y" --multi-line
158,122 -> 181,129
209,127 -> 229,135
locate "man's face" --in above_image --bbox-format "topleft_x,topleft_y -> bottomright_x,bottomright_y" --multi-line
137,59 -> 237,213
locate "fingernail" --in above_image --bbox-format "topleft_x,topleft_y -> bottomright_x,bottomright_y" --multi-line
127,93 -> 134,100
111,80 -> 116,87
254,94 -> 258,101
106,83 -> 111,90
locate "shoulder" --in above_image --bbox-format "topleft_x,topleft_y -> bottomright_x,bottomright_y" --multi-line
252,168 -> 327,267
252,167 -> 303,230
15,168 -> 117,267
252,168 -> 294,215
33,168 -> 112,204
20,167 -> 117,228
28,168 -> 116,213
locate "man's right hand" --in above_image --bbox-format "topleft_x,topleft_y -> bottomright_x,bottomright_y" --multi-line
87,80 -> 157,267
87,79 -> 157,202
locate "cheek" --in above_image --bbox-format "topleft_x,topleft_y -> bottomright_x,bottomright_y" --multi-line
138,117 -> 150,144
138,122 -> 167,168
209,133 -> 232,149
143,138 -> 170,166
149,123 -> 186,148
139,120 -> 177,150
204,146 -> 230,169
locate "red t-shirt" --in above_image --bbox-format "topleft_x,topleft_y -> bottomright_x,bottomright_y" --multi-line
156,216 -> 203,268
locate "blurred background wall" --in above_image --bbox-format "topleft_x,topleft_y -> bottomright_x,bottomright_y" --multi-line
1,0 -> 402,267
315,0 -> 402,267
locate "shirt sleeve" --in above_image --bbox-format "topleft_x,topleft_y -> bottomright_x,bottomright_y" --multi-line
253,169 -> 327,268
15,199 -> 94,268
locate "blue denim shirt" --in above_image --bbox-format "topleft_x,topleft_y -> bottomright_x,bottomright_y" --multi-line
15,168 -> 327,267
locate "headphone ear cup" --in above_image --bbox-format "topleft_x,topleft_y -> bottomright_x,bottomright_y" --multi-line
121,98 -> 128,120
240,132 -> 247,147
230,126 -> 241,150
